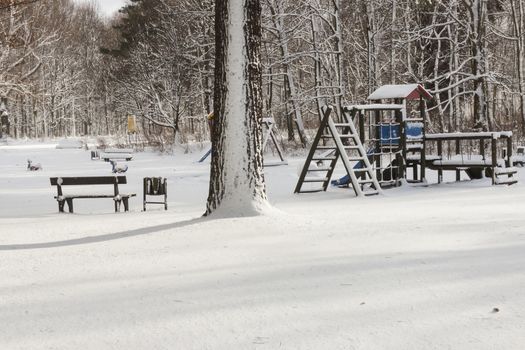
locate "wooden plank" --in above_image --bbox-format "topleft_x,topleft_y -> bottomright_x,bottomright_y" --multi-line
491,138 -> 497,185
55,194 -> 136,199
437,140 -> 443,183
456,139 -> 461,181
50,176 -> 127,186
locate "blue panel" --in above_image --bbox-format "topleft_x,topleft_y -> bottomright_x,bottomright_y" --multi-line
406,124 -> 423,138
380,125 -> 400,145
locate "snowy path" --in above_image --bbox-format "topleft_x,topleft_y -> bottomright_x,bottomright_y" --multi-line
1,142 -> 524,349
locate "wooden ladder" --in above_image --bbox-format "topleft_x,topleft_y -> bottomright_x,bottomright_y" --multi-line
294,106 -> 382,196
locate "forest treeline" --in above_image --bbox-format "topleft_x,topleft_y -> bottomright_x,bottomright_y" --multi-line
1,0 -> 525,145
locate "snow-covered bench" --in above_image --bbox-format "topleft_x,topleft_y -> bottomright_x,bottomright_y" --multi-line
50,176 -> 136,213
100,148 -> 134,162
56,139 -> 85,149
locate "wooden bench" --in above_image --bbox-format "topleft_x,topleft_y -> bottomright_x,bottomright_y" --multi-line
50,176 -> 136,213
101,148 -> 133,162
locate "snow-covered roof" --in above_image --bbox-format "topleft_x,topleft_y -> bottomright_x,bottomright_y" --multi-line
344,104 -> 404,111
368,84 -> 432,101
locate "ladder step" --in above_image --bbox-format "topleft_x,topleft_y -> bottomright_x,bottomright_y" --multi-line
354,168 -> 370,172
347,157 -> 364,161
303,177 -> 329,183
405,118 -> 424,122
313,156 -> 337,161
316,146 -> 337,150
308,167 -> 332,172
298,189 -> 325,193
495,167 -> 517,175
495,178 -> 518,185
359,179 -> 375,185
379,179 -> 398,185
333,123 -> 352,127
363,190 -> 380,196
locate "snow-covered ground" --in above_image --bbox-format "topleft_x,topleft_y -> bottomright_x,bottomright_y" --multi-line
1,140 -> 524,349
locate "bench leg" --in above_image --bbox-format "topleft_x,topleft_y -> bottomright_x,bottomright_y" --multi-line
66,198 -> 74,213
123,198 -> 129,212
114,200 -> 120,213
58,200 -> 65,213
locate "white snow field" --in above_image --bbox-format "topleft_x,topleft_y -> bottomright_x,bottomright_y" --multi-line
1,140 -> 525,349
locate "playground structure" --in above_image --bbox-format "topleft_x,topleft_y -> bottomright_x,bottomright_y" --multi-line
295,84 -> 518,196
198,117 -> 287,166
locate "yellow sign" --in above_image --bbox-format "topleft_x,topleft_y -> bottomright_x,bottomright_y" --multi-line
127,115 -> 137,134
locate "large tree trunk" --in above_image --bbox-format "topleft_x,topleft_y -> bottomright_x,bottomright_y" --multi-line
465,0 -> 488,129
510,0 -> 525,134
363,1 -> 379,95
206,0 -> 269,217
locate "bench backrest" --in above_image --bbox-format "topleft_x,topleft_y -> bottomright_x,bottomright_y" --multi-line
144,177 -> 167,195
50,176 -> 127,197
50,176 -> 127,186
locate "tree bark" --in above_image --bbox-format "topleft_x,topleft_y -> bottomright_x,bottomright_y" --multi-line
206,0 -> 269,216
464,0 -> 488,129
510,0 -> 525,134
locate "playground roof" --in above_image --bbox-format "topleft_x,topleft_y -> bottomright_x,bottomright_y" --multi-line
368,84 -> 433,101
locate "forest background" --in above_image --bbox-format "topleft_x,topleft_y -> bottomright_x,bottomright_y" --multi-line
1,0 -> 525,147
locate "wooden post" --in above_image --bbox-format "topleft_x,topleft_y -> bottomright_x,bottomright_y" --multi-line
164,180 -> 168,210
491,136 -> 497,185
455,139 -> 461,181
437,140 -> 443,184
399,111 -> 406,181
480,139 -> 485,159
420,96 -> 426,181
506,136 -> 513,168
143,178 -> 147,211
374,110 -> 381,175
358,109 -> 365,144
114,177 -> 120,213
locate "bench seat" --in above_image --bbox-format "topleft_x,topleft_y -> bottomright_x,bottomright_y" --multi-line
101,153 -> 133,161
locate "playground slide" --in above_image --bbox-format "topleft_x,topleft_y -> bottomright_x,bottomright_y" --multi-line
331,148 -> 375,187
